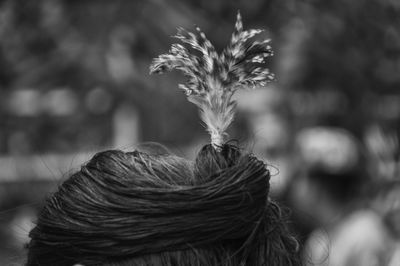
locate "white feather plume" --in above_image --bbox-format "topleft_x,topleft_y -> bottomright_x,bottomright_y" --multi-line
150,11 -> 274,149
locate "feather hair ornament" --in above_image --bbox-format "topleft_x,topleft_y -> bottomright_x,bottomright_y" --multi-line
150,12 -> 274,150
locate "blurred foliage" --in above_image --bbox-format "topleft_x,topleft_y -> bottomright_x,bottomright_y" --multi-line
283,0 -> 400,136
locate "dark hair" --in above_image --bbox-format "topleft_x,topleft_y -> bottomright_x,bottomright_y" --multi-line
27,144 -> 301,266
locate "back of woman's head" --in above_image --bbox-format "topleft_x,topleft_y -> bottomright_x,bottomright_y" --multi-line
28,12 -> 301,266
27,143 -> 300,266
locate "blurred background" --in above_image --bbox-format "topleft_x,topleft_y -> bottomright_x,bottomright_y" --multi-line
0,0 -> 399,265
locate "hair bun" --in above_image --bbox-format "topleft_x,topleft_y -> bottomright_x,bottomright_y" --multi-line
176,143 -> 272,243
27,145 -> 271,264
192,144 -> 241,183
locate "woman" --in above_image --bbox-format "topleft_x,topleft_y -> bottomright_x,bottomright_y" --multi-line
27,12 -> 301,266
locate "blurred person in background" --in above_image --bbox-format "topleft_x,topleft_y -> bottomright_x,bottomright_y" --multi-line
282,127 -> 373,265
283,127 -> 367,242
298,126 -> 400,266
